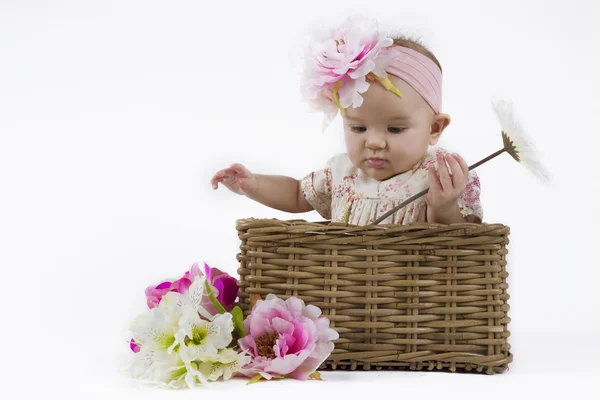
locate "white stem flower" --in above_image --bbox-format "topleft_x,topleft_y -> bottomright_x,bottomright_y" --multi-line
129,345 -> 186,385
176,311 -> 234,363
492,99 -> 551,182
197,349 -> 252,381
127,274 -> 242,388
129,307 -> 179,353
158,275 -> 213,320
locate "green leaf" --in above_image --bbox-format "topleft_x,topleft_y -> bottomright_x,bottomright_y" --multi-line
332,80 -> 345,116
373,75 -> 403,98
204,280 -> 227,314
246,374 -> 264,385
231,306 -> 246,338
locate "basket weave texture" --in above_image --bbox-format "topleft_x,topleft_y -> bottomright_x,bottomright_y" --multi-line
236,218 -> 512,375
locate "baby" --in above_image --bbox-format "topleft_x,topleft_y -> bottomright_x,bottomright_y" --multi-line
211,19 -> 482,225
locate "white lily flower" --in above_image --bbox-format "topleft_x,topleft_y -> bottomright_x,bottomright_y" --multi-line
129,345 -> 182,382
176,311 -> 234,363
158,275 -> 213,321
132,349 -> 207,389
197,348 -> 252,381
129,306 -> 179,353
127,272 -> 242,387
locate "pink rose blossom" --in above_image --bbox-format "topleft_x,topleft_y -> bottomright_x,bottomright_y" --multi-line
238,294 -> 339,380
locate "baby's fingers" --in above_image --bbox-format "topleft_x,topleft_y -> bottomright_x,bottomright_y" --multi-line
230,163 -> 252,178
428,166 -> 442,194
445,154 -> 465,186
211,168 -> 235,189
453,153 -> 470,177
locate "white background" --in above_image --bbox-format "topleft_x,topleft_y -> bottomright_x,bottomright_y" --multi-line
1,0 -> 599,398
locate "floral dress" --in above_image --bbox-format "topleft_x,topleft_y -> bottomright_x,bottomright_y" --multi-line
300,147 -> 483,225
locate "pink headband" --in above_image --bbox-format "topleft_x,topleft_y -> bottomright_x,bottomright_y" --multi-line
302,18 -> 443,130
385,45 -> 442,114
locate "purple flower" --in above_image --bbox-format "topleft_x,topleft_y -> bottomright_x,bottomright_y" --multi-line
203,262 -> 239,312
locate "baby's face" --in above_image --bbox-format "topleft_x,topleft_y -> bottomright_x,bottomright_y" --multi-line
343,75 -> 447,181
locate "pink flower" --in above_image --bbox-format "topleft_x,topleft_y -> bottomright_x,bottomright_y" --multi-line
238,294 -> 339,380
302,16 -> 394,127
143,262 -> 238,312
129,339 -> 140,353
144,263 -> 201,309
134,262 -> 239,353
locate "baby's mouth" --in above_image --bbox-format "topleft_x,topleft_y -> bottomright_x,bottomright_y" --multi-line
366,158 -> 387,168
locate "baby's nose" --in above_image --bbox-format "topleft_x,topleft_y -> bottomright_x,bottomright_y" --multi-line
365,131 -> 386,149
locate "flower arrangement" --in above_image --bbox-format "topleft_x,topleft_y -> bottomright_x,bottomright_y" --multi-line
125,262 -> 339,388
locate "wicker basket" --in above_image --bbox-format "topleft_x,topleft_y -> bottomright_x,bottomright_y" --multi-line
236,218 -> 512,375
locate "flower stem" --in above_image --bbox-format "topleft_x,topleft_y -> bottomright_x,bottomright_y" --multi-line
204,280 -> 227,314
372,147 -> 506,225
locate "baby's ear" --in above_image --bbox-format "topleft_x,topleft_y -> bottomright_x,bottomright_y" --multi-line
429,113 -> 451,145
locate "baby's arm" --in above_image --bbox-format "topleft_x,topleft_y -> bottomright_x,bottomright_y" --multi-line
211,163 -> 313,213
427,202 -> 472,224
246,174 -> 314,213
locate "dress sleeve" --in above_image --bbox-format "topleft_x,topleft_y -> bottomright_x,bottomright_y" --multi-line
300,157 -> 334,220
458,170 -> 484,222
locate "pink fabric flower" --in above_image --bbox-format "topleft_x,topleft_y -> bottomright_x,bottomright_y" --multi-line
238,294 -> 339,380
302,16 -> 394,127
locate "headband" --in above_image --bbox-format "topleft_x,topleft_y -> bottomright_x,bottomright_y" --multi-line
385,45 -> 442,114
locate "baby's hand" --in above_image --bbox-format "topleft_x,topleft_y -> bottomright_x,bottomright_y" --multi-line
210,163 -> 258,196
425,152 -> 469,212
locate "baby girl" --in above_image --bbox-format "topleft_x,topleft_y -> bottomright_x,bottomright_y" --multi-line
211,19 -> 483,225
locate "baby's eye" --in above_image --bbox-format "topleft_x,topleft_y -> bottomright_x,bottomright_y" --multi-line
351,126 -> 367,133
388,127 -> 405,134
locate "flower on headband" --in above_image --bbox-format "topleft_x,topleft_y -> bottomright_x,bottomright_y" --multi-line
302,17 -> 403,129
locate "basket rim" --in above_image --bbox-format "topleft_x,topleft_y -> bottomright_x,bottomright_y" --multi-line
236,217 -> 509,238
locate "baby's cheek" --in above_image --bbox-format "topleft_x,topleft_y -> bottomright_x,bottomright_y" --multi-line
389,137 -> 416,158
345,136 -> 363,157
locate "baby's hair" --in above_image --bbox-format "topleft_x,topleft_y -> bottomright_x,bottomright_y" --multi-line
392,36 -> 442,73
